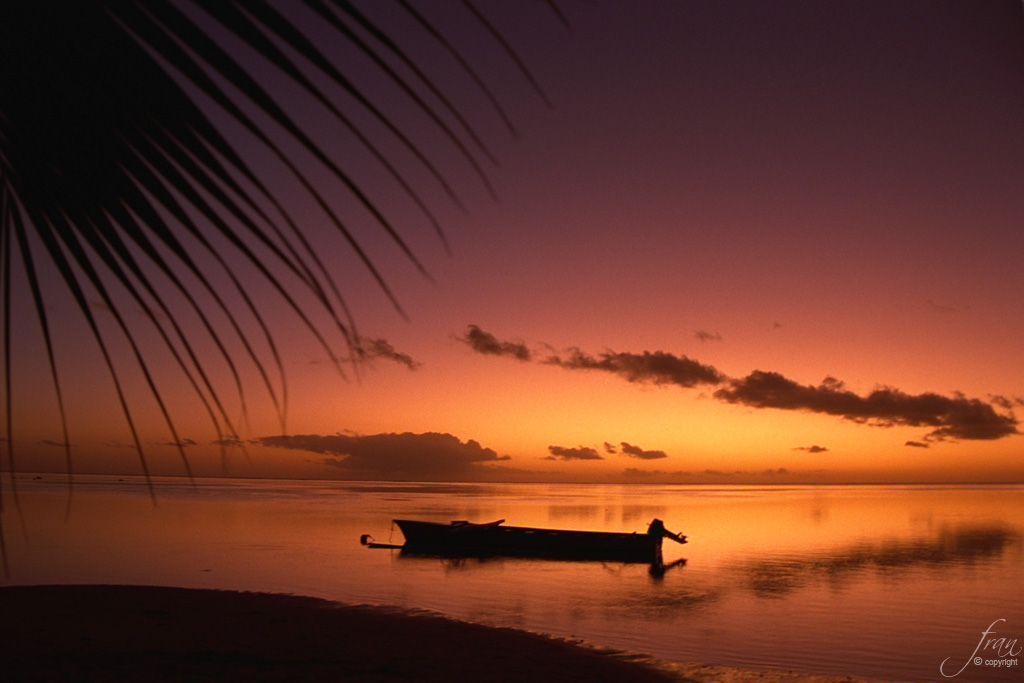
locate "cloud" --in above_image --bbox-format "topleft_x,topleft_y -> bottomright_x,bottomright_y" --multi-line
905,440 -> 930,449
990,395 -> 1024,411
715,371 -> 1018,441
793,445 -> 829,454
695,330 -> 722,342
459,325 -> 531,361
461,325 -> 1018,445
603,442 -> 618,454
703,469 -> 737,477
103,440 -> 137,450
256,431 -> 509,480
158,438 -> 197,448
355,336 -> 421,370
546,348 -> 725,388
619,442 -> 668,460
546,445 -> 603,461
212,437 -> 246,447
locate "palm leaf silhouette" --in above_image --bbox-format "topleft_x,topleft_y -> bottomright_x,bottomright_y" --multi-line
0,0 -> 559,572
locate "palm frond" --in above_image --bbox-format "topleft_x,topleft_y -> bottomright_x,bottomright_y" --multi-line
0,0 -> 558,552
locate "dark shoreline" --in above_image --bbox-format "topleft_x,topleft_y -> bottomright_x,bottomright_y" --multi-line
2,584 -> 680,682
2,585 -> 890,682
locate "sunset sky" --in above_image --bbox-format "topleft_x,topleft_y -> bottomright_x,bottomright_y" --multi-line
7,1 -> 1024,484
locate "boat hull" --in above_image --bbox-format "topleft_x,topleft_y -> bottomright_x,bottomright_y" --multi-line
393,519 -> 663,564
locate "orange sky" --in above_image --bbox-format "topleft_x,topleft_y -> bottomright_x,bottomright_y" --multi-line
5,2 -> 1024,484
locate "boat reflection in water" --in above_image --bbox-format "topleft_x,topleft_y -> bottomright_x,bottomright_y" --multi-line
361,518 -> 689,576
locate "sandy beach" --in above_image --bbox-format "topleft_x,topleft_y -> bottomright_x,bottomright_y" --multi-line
1,585 -> 892,682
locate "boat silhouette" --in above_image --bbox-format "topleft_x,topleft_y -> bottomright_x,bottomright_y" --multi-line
361,518 -> 687,568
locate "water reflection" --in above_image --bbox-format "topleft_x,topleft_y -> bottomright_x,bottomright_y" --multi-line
6,477 -> 1023,683
390,552 -> 688,579
741,523 -> 1022,597
387,552 -> 692,581
396,520 -> 1023,619
583,521 -> 1024,634
616,584 -> 724,617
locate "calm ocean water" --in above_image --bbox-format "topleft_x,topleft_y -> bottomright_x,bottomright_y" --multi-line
2,476 -> 1021,682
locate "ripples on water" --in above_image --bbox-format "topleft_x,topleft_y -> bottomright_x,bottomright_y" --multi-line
3,477 -> 1022,682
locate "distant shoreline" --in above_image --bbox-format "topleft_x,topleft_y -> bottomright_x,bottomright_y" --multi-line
2,584 -> 886,682
5,471 -> 1023,486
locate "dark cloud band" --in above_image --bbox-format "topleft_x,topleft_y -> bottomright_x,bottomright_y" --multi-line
258,432 -> 509,480
715,372 -> 1018,441
546,445 -> 603,461
619,442 -> 668,459
355,336 -> 421,370
460,325 -> 1019,443
460,325 -> 531,360
545,348 -> 724,387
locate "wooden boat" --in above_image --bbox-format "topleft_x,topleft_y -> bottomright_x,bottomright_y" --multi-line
361,518 -> 686,564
